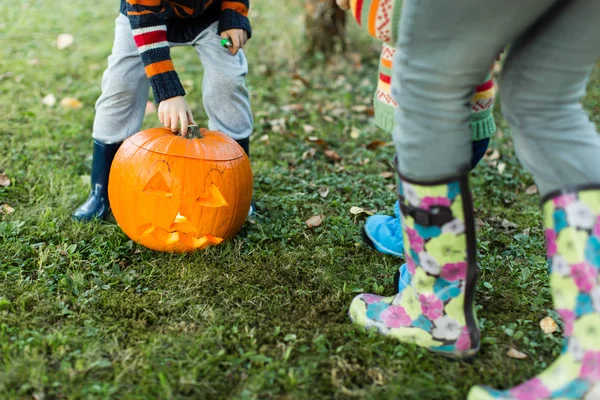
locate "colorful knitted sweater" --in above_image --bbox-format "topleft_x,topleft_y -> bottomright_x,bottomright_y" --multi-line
120,0 -> 251,104
350,0 -> 496,140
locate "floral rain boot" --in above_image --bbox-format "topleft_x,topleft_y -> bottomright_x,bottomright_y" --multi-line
469,188 -> 600,399
349,172 -> 480,358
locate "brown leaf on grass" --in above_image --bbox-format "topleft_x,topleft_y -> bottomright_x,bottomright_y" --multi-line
526,185 -> 538,195
484,148 -> 500,161
379,171 -> 394,179
269,118 -> 287,133
292,72 -> 311,87
540,316 -> 558,334
306,136 -> 328,147
306,214 -> 324,228
0,204 -> 14,214
0,172 -> 11,187
507,348 -> 527,360
56,33 -> 74,50
318,187 -> 329,198
324,150 -> 341,162
60,97 -> 83,109
359,158 -> 370,166
366,106 -> 375,116
282,103 -> 305,113
303,124 -> 316,134
145,101 -> 156,115
323,115 -> 335,123
302,147 -> 317,160
366,140 -> 388,150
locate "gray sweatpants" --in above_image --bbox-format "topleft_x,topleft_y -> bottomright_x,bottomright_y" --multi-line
93,14 -> 252,144
393,0 -> 600,197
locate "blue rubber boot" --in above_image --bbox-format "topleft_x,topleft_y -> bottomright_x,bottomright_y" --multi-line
363,138 -> 490,257
363,200 -> 404,256
72,140 -> 122,222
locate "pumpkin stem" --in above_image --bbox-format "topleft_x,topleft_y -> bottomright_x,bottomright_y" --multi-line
181,125 -> 203,139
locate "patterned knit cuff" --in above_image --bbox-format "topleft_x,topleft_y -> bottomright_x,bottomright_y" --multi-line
218,9 -> 252,38
150,70 -> 186,104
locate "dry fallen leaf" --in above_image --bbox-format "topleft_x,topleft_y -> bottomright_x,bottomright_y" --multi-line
386,184 -> 396,191
0,172 -> 11,187
540,316 -> 558,334
507,348 -> 527,360
380,171 -> 394,179
306,136 -> 328,147
352,105 -> 368,113
318,187 -> 329,198
302,147 -> 317,160
484,148 -> 501,161
282,103 -> 304,113
350,127 -> 360,139
0,204 -> 14,214
292,72 -> 311,87
501,219 -> 518,230
42,94 -> 56,107
56,33 -> 74,50
60,97 -> 83,109
359,158 -> 370,166
324,149 -> 341,162
306,214 -> 324,228
303,124 -> 316,134
526,184 -> 538,195
497,162 -> 506,175
323,115 -> 334,123
350,206 -> 365,215
366,140 -> 388,150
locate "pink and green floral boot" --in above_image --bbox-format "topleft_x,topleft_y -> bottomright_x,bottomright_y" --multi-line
469,188 -> 600,399
349,172 -> 480,358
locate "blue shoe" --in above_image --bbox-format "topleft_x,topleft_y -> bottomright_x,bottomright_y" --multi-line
363,200 -> 404,257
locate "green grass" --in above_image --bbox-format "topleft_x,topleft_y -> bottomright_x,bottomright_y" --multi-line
1,1 -> 599,399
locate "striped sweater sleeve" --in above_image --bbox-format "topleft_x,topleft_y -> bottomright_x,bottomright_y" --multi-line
219,0 -> 252,38
125,0 -> 186,104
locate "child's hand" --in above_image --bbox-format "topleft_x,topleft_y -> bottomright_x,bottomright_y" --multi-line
158,96 -> 196,136
220,29 -> 248,56
336,0 -> 350,10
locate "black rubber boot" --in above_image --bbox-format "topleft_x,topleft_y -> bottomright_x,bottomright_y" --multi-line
72,140 -> 122,222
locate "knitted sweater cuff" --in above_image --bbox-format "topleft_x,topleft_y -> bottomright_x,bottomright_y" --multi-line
150,70 -> 186,104
373,95 -> 497,141
218,9 -> 252,38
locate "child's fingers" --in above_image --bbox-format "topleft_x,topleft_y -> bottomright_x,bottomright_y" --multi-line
162,113 -> 171,130
230,34 -> 240,55
179,112 -> 189,136
187,110 -> 196,126
170,111 -> 179,133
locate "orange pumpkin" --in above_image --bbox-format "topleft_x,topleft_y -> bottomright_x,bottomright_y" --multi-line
108,126 -> 252,252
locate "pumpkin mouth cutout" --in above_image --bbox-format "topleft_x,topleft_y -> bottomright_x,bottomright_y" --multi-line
138,222 -> 224,250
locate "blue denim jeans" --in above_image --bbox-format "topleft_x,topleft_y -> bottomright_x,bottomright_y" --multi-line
392,0 -> 600,197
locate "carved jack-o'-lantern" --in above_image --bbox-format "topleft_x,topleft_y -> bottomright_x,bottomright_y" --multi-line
108,126 -> 253,252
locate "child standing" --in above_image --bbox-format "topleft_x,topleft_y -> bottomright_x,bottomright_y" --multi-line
348,0 -> 600,398
73,0 -> 253,221
338,0 -> 496,288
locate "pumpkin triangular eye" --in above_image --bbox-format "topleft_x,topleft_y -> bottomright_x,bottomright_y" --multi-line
197,183 -> 228,207
143,172 -> 172,195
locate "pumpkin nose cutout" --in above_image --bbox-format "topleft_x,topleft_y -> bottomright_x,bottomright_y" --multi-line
197,183 -> 228,207
143,172 -> 172,196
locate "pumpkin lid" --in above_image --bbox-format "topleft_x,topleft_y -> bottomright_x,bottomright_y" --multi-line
128,127 -> 246,161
